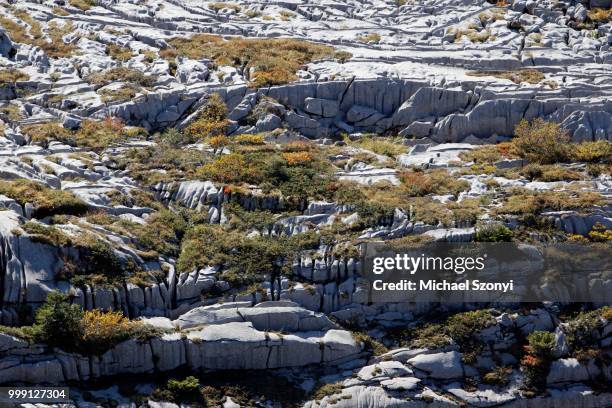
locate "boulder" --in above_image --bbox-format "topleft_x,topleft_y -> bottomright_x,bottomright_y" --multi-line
407,351 -> 464,379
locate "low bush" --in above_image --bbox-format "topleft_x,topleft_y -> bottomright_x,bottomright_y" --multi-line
310,381 -> 344,401
459,145 -> 506,164
0,13 -> 76,58
410,310 -> 495,349
80,309 -> 132,354
570,140 -> 612,164
177,225 -> 318,287
0,179 -> 88,218
31,291 -> 166,353
282,151 -> 314,166
98,85 -> 139,103
183,93 -> 229,140
74,118 -> 145,150
400,169 -> 469,197
520,164 -> 582,182
234,133 -> 265,145
563,306 -> 611,351
526,331 -> 555,358
588,222 -> 612,242
21,123 -> 73,148
482,366 -> 512,386
475,223 -> 513,242
197,153 -> 249,183
512,119 -> 570,164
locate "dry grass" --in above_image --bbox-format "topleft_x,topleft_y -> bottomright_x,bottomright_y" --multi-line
346,136 -> 407,158
98,85 -> 140,103
0,179 -> 88,218
23,118 -> 146,151
87,67 -> 155,88
467,69 -> 545,84
0,104 -> 23,121
588,8 -> 612,24
52,7 -> 70,16
0,69 -> 29,85
1,11 -> 77,58
497,189 -> 603,215
71,0 -> 96,11
279,10 -> 295,21
107,44 -> 133,62
163,34 -> 346,87
454,28 -> 494,43
208,2 -> 241,12
400,169 -> 469,197
22,123 -> 73,148
356,33 -> 381,43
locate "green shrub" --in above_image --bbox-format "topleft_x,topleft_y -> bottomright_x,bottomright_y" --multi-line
117,145 -> 209,185
475,223 -> 513,242
0,325 -> 34,341
521,330 -> 555,389
75,233 -> 122,279
32,291 -> 83,349
564,306 -> 611,350
526,331 -> 555,358
512,119 -> 570,164
0,180 -> 88,218
153,376 -> 202,403
411,310 -> 495,349
157,128 -> 185,147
